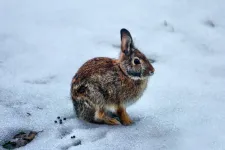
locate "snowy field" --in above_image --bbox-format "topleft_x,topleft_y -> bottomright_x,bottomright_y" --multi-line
1,0 -> 225,149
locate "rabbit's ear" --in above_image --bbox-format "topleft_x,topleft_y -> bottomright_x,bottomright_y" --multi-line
120,28 -> 134,56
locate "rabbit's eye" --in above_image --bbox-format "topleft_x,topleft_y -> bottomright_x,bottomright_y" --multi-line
134,58 -> 140,65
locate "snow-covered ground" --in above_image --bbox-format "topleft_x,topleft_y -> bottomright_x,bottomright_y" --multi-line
1,0 -> 225,149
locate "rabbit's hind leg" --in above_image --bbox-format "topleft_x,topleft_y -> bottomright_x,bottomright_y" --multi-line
95,109 -> 121,125
73,99 -> 97,123
73,100 -> 120,125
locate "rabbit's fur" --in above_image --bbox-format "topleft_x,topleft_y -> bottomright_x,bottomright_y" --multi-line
71,28 -> 154,125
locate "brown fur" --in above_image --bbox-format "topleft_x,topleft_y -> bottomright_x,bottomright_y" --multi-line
70,28 -> 154,125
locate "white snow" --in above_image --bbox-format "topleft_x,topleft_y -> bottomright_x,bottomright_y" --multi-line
1,0 -> 225,149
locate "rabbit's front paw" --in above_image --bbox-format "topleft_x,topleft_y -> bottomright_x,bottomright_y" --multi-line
121,115 -> 133,126
117,107 -> 133,126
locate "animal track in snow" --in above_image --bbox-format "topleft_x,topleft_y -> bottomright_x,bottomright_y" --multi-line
90,130 -> 108,143
204,20 -> 216,28
24,75 -> 56,85
58,126 -> 74,139
163,20 -> 175,32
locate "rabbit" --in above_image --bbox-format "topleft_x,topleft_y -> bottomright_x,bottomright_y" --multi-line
70,28 -> 155,125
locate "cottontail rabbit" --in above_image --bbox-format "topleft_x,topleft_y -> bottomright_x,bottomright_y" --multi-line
71,28 -> 154,125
